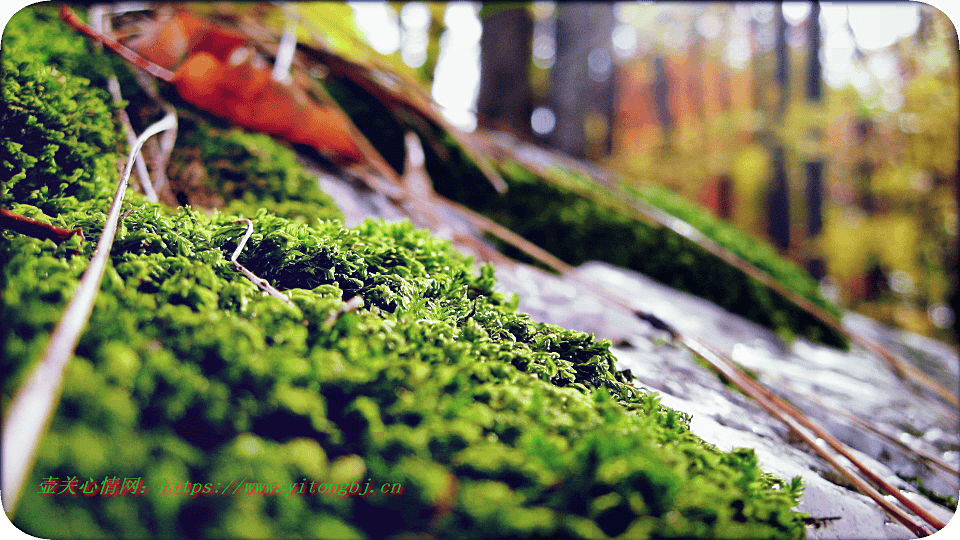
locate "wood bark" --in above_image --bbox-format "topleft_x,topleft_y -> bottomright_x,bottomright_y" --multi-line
477,7 -> 535,140
548,3 -> 615,158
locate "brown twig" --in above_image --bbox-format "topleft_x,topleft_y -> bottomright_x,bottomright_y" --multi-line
59,5 -> 175,82
0,208 -> 83,244
837,408 -> 960,480
682,338 -> 943,536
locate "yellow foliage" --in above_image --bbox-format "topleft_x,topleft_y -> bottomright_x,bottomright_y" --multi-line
872,166 -> 920,199
874,214 -> 920,275
297,3 -> 366,61
730,143 -> 770,233
822,208 -> 873,280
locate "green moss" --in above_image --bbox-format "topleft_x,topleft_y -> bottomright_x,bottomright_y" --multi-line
168,118 -> 343,225
3,206 -> 807,539
2,6 -> 807,539
630,183 -> 842,321
896,474 -> 959,512
0,49 -> 120,214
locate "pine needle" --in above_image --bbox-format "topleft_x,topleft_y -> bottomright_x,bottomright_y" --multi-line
1,112 -> 176,516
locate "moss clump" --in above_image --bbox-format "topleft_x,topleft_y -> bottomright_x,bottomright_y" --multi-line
168,118 -> 343,225
0,50 -> 120,216
3,5 -> 806,540
3,208 -> 808,539
630,181 -> 839,320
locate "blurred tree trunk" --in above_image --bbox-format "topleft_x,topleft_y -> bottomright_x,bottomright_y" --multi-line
653,55 -> 674,149
806,2 -> 822,102
768,146 -> 791,250
766,3 -> 790,251
774,3 -> 790,117
804,2 -> 825,279
548,3 -> 615,158
477,6 -> 534,139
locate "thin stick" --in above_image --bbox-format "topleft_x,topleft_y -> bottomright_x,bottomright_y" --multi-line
838,409 -> 960,478
59,5 -> 175,82
438,197 -> 573,275
0,209 -> 83,244
229,219 -> 293,306
1,112 -> 176,516
92,6 -> 158,202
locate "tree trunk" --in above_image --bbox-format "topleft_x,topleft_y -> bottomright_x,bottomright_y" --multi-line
476,7 -> 534,140
775,3 -> 790,116
804,2 -> 825,278
768,146 -> 791,250
806,2 -> 822,103
548,3 -> 615,158
653,55 -> 674,144
766,4 -> 790,251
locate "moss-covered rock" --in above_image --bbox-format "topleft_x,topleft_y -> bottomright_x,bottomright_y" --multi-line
477,161 -> 847,349
2,5 -> 806,539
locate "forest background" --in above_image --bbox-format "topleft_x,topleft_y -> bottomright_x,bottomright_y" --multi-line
344,0 -> 959,344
